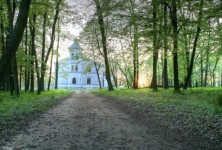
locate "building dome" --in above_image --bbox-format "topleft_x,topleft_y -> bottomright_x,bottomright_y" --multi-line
69,38 -> 80,49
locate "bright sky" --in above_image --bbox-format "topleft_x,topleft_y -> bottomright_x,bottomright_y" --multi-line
58,25 -> 81,60
57,0 -> 94,60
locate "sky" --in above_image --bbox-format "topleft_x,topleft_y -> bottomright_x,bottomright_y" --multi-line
58,24 -> 82,59
57,0 -> 94,59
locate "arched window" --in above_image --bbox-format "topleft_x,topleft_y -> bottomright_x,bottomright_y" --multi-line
72,77 -> 76,84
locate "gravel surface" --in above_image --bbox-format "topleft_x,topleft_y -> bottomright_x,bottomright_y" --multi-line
1,91 -> 192,150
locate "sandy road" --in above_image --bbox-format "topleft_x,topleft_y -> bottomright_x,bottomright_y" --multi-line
1,91 -> 188,150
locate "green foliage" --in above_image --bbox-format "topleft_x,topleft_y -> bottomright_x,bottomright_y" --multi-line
0,90 -> 72,136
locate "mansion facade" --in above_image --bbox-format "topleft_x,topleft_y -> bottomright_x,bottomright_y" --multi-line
57,40 -> 107,89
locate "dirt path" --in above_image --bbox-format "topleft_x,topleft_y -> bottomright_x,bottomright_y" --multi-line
1,91 -> 190,150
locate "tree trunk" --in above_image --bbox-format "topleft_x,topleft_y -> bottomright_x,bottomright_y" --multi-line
184,0 -> 203,89
200,51 -> 203,86
39,11 -> 47,93
221,69 -> 222,86
39,1 -> 61,94
212,57 -> 219,87
0,0 -> 31,85
6,0 -> 16,95
24,26 -> 29,91
0,6 -> 5,91
55,17 -> 60,89
204,55 -> 209,87
47,50 -> 53,90
29,15 -> 36,93
30,58 -> 35,92
31,16 -> 41,94
11,55 -> 19,96
133,24 -> 139,89
111,62 -> 118,88
152,0 -> 158,91
127,67 -> 134,84
94,62 -> 102,89
184,34 -> 191,87
204,20 -> 211,87
29,14 -> 41,93
163,3 -> 168,89
117,62 -> 131,88
0,5 -> 4,52
209,63 -> 213,86
94,0 -> 114,91
19,64 -> 22,90
171,0 -> 180,93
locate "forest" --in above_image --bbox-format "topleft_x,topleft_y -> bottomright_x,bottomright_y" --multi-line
79,0 -> 222,93
0,0 -> 222,96
0,0 -> 222,149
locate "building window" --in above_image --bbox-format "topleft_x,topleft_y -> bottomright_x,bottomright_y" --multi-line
87,78 -> 91,85
71,64 -> 78,72
72,77 -> 76,84
71,53 -> 79,60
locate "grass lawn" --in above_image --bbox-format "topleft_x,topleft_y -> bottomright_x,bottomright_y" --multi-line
92,87 -> 222,147
92,87 -> 222,114
0,90 -> 72,142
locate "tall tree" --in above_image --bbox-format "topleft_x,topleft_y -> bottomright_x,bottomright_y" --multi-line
38,0 -> 62,94
184,0 -> 203,89
152,0 -> 158,91
47,48 -> 53,90
55,18 -> 60,89
204,19 -> 211,87
24,26 -> 30,92
6,0 -> 20,96
94,0 -> 114,91
170,0 -> 180,92
0,0 -> 31,88
163,2 -> 169,89
40,11 -> 47,92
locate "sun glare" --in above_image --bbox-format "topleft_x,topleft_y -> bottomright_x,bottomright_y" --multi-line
138,75 -> 150,88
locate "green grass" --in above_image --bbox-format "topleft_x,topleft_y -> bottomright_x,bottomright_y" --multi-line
0,90 -> 72,138
92,87 -> 222,114
91,87 -> 222,139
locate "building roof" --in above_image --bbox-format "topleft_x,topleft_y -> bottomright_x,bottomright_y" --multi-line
69,38 -> 80,49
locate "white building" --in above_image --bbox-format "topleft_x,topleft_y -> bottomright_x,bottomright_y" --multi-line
58,40 -> 107,89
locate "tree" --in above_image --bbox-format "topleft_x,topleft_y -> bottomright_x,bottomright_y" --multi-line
40,11 -> 48,92
170,0 -> 180,93
0,0 -> 31,89
38,0 -> 62,94
163,2 -> 169,89
94,0 -> 114,91
184,0 -> 203,89
152,0 -> 158,91
130,0 -> 139,89
6,0 -> 20,96
55,18 -> 60,89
